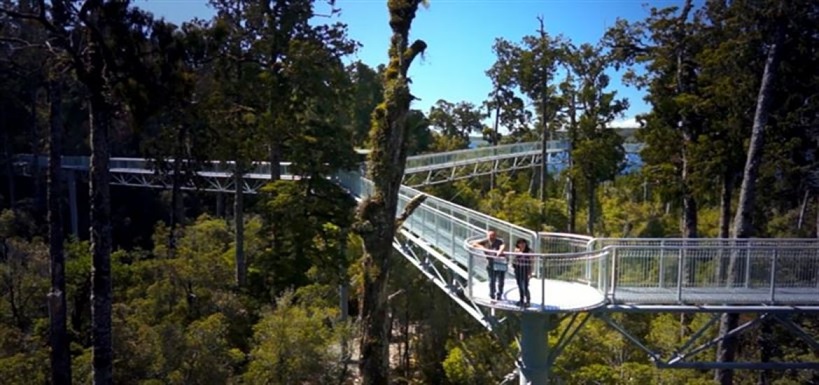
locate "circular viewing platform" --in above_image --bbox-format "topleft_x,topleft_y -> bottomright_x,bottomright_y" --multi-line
471,278 -> 607,312
465,233 -> 609,313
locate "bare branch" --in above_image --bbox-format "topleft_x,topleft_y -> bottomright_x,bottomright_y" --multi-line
400,39 -> 426,77
395,193 -> 427,228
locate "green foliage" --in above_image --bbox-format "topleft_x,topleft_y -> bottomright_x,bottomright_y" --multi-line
442,334 -> 514,385
428,99 -> 486,141
478,189 -> 567,231
0,324 -> 48,385
0,209 -> 37,239
243,290 -> 350,385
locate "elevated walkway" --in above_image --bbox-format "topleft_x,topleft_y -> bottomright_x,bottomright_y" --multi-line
12,140 -> 819,381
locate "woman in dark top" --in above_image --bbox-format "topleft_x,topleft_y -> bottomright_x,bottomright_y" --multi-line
513,239 -> 532,307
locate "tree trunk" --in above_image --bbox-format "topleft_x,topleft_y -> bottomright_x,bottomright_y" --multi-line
269,143 -> 281,181
168,126 -> 187,258
1,122 -> 15,209
216,191 -> 225,217
586,179 -> 595,236
234,171 -> 246,286
490,102 -> 500,190
716,14 -> 786,385
681,156 -> 698,239
539,109 -> 549,203
675,0 -> 697,240
355,3 -> 426,384
816,195 -> 818,238
757,318 -> 773,385
89,95 -> 113,385
797,190 -> 809,230
568,93 -> 578,233
31,90 -> 45,214
719,174 -> 733,239
47,79 -> 72,385
716,173 -> 733,283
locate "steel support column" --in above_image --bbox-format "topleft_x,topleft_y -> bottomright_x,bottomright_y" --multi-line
519,313 -> 552,385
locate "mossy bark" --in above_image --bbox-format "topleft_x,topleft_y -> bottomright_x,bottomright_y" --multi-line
354,2 -> 426,385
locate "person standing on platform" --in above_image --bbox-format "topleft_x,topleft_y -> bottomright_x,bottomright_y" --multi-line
471,230 -> 506,301
513,239 -> 532,307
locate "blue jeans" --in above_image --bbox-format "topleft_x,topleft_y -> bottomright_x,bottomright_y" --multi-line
488,268 -> 505,300
514,265 -> 531,303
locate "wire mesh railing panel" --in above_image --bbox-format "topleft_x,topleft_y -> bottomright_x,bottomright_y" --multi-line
774,248 -> 819,288
537,232 -> 593,254
404,141 -> 546,171
594,238 -> 819,250
610,246 -> 819,305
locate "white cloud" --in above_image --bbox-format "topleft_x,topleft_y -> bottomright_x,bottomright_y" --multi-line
609,116 -> 642,129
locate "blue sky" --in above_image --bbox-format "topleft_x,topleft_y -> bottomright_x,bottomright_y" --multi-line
135,0 -> 690,126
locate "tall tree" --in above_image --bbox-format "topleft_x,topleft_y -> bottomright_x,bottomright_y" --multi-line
427,99 -> 485,143
564,43 -> 628,235
347,61 -> 385,148
605,0 -> 703,238
352,1 -> 427,384
487,17 -> 563,202
716,3 -> 788,383
208,0 -> 356,285
47,68 -> 72,385
1,2 -> 175,382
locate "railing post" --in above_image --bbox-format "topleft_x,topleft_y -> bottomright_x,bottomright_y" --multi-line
769,249 -> 778,304
598,249 -> 604,292
467,245 -> 474,300
659,240 -> 666,288
541,251 -> 546,308
609,247 -> 618,303
744,242 -> 752,288
434,212 -> 440,253
677,247 -> 684,303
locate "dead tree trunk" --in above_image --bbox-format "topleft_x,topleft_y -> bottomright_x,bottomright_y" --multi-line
715,13 -> 786,385
47,79 -> 72,385
353,2 -> 427,384
797,190 -> 809,230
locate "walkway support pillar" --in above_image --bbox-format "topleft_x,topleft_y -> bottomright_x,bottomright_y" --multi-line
67,171 -> 78,237
519,313 -> 553,385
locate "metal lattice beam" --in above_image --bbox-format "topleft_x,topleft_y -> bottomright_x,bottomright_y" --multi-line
597,311 -> 819,370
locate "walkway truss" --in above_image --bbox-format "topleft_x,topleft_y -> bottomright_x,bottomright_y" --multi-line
14,141 -> 819,381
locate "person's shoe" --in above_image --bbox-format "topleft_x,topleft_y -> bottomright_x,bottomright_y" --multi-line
515,301 -> 522,307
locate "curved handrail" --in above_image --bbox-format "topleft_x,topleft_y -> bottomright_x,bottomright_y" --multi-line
463,235 -> 610,311
537,231 -> 595,254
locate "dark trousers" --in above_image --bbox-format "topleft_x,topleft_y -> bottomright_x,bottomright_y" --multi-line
488,268 -> 505,300
514,266 -> 531,303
